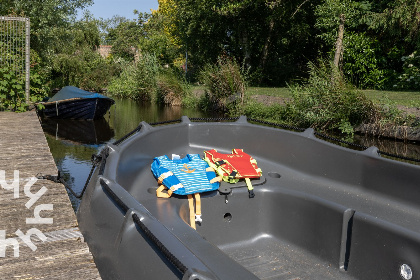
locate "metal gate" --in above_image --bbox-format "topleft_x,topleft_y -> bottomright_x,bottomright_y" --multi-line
0,16 -> 30,103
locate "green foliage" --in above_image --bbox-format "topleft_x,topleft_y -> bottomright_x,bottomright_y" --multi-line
199,56 -> 246,112
394,52 -> 420,90
0,67 -> 26,112
284,60 -> 378,134
107,53 -> 159,101
137,12 -> 178,65
315,0 -> 370,46
160,0 -> 322,86
108,21 -> 141,62
342,32 -> 386,88
367,0 -> 420,50
243,101 -> 285,123
48,18 -> 118,91
51,46 -> 107,89
30,71 -> 47,109
1,0 -> 94,63
156,69 -> 192,106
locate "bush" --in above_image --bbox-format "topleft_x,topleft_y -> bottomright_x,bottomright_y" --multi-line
284,59 -> 378,134
243,101 -> 285,123
156,69 -> 192,106
0,67 -> 26,112
107,53 -> 159,100
394,52 -> 420,90
199,56 -> 246,113
342,32 -> 387,89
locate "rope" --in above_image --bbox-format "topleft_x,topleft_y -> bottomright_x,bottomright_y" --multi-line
37,149 -> 105,199
247,118 -> 306,132
110,116 -> 420,164
113,124 -> 142,146
189,117 -> 240,122
247,118 -> 419,164
149,119 -> 182,126
314,131 -> 369,150
377,150 -> 420,163
99,178 -> 129,213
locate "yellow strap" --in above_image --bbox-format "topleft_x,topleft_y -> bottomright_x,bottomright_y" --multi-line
245,178 -> 253,191
156,185 -> 173,198
210,176 -> 222,183
188,194 -> 196,229
194,193 -> 201,216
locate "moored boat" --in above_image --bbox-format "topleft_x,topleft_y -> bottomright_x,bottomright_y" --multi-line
39,86 -> 114,119
77,116 -> 420,280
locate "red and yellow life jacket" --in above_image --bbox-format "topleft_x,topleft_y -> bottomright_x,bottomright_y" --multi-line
204,149 -> 262,197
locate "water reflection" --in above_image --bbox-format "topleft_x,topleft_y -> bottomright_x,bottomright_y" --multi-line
42,99 -> 219,211
353,134 -> 420,161
41,98 -> 420,212
41,118 -> 114,146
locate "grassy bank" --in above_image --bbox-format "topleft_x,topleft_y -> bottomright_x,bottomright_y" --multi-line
245,87 -> 420,107
194,85 -> 420,107
362,89 -> 420,107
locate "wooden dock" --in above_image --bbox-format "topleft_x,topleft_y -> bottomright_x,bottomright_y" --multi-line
0,111 -> 101,279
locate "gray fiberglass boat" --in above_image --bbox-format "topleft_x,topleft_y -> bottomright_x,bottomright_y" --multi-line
77,116 -> 420,280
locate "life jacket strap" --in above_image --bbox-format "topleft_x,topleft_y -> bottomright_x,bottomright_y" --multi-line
156,185 -> 173,198
187,194 -> 196,229
194,193 -> 202,223
245,178 -> 255,198
210,176 -> 222,183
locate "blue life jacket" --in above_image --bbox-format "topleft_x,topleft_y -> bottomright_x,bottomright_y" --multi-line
151,154 -> 219,196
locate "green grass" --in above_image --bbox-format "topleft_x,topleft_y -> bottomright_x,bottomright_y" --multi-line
362,89 -> 420,107
245,87 -> 292,98
192,85 -> 420,107
245,87 -> 420,107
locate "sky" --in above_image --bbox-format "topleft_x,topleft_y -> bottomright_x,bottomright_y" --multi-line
79,0 -> 159,20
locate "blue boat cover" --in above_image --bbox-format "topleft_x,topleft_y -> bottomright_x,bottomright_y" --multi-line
49,86 -> 111,102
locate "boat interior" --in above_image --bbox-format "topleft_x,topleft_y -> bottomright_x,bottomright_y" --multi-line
78,117 -> 420,280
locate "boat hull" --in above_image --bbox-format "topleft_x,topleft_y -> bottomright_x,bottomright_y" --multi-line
77,117 -> 420,280
41,98 -> 114,120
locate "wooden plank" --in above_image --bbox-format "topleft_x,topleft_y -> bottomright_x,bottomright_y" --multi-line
0,111 -> 101,279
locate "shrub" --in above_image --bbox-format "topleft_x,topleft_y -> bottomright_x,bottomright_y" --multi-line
108,53 -> 159,100
156,69 -> 192,106
394,52 -> 420,90
243,101 -> 285,123
0,67 -> 26,112
199,56 -> 246,113
342,32 -> 387,89
284,59 -> 378,134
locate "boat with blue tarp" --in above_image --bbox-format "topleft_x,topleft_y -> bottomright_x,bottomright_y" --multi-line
39,86 -> 114,119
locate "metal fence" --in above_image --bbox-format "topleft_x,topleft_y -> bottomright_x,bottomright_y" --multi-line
0,16 -> 30,103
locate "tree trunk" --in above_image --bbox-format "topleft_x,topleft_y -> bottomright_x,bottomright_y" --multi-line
242,29 -> 251,70
259,19 -> 275,77
333,14 -> 345,69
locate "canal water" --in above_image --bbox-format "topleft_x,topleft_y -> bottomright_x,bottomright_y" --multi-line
40,98 -> 420,211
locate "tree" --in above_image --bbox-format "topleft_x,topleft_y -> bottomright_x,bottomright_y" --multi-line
315,0 -> 388,88
1,0 -> 93,60
158,0 -> 321,85
137,11 -> 178,65
368,0 -> 420,51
